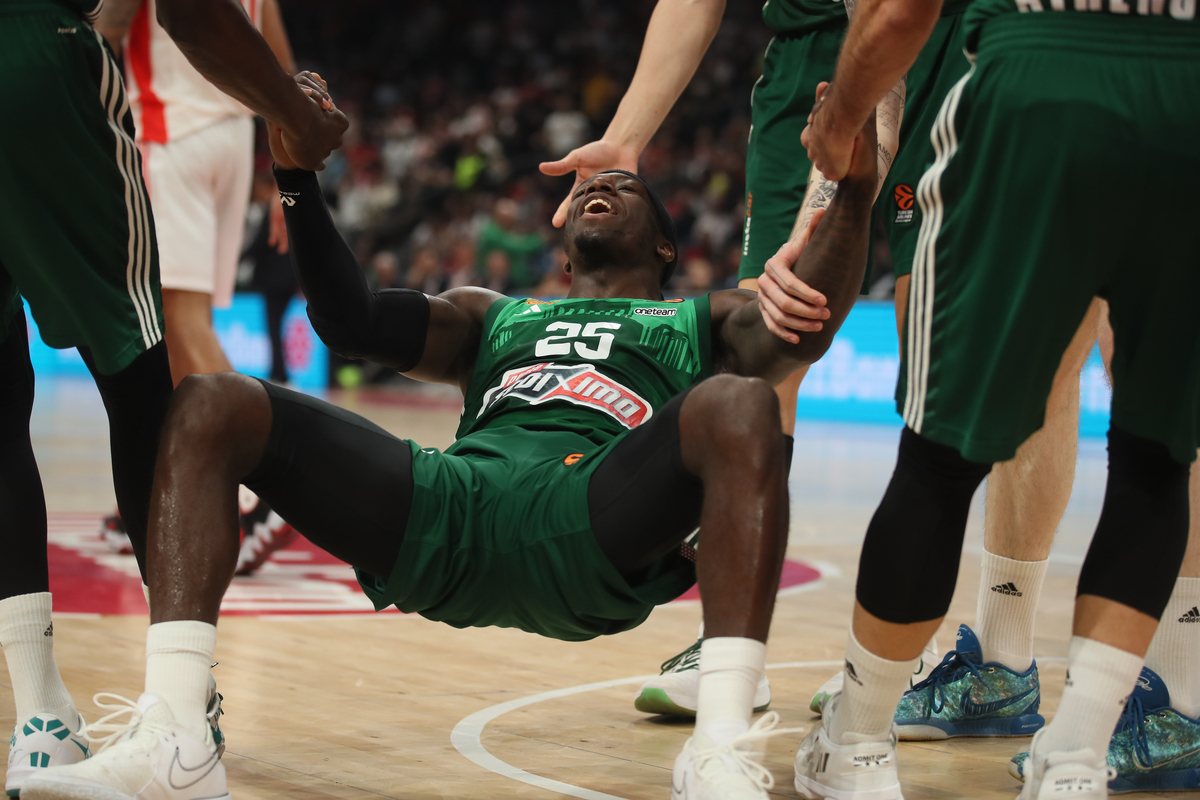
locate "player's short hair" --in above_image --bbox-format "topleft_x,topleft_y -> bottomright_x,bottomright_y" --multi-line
595,170 -> 679,286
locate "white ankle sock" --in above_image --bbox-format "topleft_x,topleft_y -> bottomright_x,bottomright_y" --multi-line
694,637 -> 765,747
144,621 -> 217,742
828,629 -> 919,744
0,593 -> 79,731
975,549 -> 1048,672
1038,636 -> 1143,758
1145,576 -> 1200,718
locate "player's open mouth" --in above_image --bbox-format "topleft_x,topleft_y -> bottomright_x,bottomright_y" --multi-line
583,197 -> 616,216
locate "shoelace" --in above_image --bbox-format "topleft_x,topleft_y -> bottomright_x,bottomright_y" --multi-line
82,694 -> 172,753
910,650 -> 982,714
689,712 -> 804,790
1115,692 -> 1153,768
659,640 -> 702,674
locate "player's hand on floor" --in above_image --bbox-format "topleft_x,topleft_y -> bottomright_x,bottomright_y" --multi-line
801,82 -> 857,182
539,139 -> 640,228
278,71 -> 347,172
757,209 -> 829,344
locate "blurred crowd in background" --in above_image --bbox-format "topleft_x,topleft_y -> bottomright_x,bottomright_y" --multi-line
240,0 -> 783,301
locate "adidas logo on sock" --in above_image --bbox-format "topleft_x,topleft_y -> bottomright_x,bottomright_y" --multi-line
991,582 -> 1022,597
1179,607 -> 1200,623
43,622 -> 53,637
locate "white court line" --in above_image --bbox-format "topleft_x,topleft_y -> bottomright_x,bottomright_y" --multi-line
451,656 -> 1069,799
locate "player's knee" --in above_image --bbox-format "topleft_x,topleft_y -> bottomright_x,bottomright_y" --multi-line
692,375 -> 781,462
164,373 -> 265,460
1077,426 -> 1190,618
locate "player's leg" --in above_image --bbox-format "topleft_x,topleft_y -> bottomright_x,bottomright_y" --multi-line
891,300 -> 1102,741
0,308 -> 90,798
22,374 -> 417,800
0,8 -> 162,791
587,375 -> 790,798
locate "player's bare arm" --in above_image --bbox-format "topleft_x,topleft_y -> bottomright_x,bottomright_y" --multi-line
93,0 -> 141,54
540,0 -> 726,227
156,0 -> 347,170
802,0 -> 941,179
710,117 -> 877,385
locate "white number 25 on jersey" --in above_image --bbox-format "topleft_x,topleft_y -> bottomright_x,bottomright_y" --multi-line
535,321 -> 622,360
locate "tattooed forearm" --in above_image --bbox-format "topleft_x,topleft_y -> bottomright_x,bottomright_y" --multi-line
790,169 -> 838,241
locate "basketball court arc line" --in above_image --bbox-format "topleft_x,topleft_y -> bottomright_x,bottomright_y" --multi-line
451,655 -> 1070,799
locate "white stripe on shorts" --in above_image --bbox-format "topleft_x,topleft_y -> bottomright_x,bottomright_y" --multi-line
94,29 -> 161,350
904,65 -> 975,434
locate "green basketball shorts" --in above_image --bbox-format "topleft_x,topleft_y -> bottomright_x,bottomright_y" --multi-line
878,13 -> 971,278
738,26 -> 844,283
900,13 -> 1200,465
0,2 -> 163,375
357,427 -> 697,642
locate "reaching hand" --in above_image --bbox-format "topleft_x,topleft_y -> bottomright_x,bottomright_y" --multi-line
757,209 -> 829,344
800,83 -> 857,182
539,139 -> 640,228
276,71 -> 347,172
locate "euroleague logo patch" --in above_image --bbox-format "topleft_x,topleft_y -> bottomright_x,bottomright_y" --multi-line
894,184 -> 914,224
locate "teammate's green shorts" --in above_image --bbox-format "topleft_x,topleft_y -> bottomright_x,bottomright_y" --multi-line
0,2 -> 163,375
899,13 -> 1200,465
356,427 -> 696,642
877,14 -> 970,278
738,25 -> 844,282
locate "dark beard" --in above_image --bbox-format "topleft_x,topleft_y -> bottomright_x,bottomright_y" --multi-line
571,227 -> 628,265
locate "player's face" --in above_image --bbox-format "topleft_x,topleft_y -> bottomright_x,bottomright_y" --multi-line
566,173 -> 657,240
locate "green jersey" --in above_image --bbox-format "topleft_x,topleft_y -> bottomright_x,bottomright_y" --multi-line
966,0 -> 1198,48
763,0 -> 972,35
455,295 -> 713,448
1,0 -> 103,22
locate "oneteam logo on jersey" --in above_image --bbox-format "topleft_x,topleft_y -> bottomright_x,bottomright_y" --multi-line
633,307 -> 677,317
478,362 -> 653,429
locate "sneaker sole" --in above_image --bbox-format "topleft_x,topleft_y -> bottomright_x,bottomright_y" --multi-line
896,713 -> 1044,741
22,775 -> 230,800
1109,768 -> 1200,794
633,688 -> 770,717
794,773 -> 905,800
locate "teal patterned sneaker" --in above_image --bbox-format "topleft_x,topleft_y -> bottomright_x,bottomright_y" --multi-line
5,714 -> 89,798
1010,666 -> 1200,794
894,624 -> 1043,740
634,639 -> 771,717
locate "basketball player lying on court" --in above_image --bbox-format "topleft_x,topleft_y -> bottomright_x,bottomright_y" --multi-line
21,112 -> 878,800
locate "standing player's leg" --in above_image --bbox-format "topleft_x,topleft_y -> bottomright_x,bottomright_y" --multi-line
0,310 -> 91,798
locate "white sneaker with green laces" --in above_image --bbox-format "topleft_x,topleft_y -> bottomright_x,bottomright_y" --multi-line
635,638 -> 771,716
6,714 -> 90,798
21,694 -> 228,800
672,712 -> 800,800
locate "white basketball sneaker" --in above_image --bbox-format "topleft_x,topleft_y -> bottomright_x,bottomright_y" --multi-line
1016,730 -> 1112,799
672,712 -> 799,800
20,694 -> 228,800
794,697 -> 904,800
635,639 -> 771,716
810,638 -> 938,714
6,713 -> 90,797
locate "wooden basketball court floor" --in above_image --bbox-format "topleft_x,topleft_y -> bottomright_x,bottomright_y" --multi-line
6,376 -> 1176,800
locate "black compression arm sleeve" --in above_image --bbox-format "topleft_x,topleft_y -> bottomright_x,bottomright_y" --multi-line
273,167 -> 429,372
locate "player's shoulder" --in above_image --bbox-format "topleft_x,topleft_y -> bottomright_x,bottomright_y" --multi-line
707,288 -> 757,326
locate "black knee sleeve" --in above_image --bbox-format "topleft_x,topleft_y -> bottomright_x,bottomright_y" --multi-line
81,342 -> 173,575
1077,426 -> 1190,618
0,313 -> 50,598
856,427 -> 992,623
